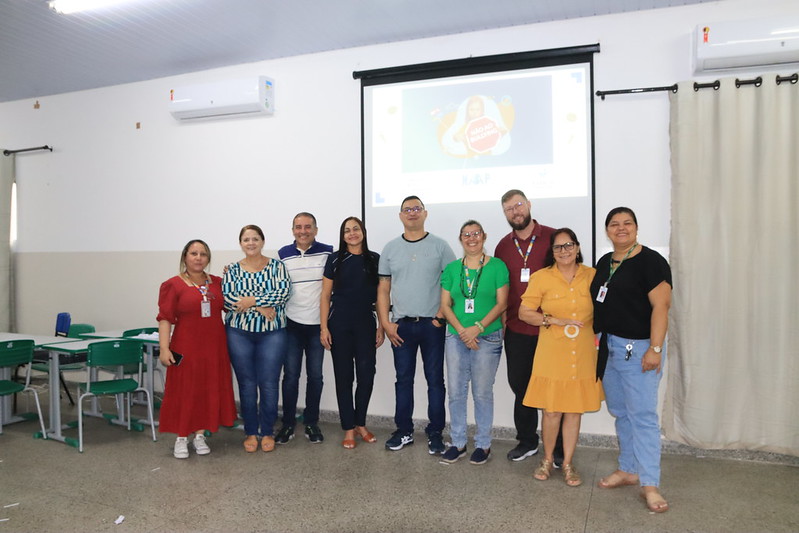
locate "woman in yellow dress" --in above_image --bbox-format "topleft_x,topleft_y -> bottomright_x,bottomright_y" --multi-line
519,228 -> 603,486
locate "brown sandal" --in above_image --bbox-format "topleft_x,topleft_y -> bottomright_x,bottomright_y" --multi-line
261,435 -> 275,452
598,470 -> 639,489
641,489 -> 669,513
243,435 -> 258,453
563,463 -> 583,487
355,427 -> 377,443
533,458 -> 554,481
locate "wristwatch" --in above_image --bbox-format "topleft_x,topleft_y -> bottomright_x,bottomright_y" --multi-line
651,345 -> 662,354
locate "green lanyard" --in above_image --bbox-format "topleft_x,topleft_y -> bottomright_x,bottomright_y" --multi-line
604,243 -> 638,286
460,254 -> 485,298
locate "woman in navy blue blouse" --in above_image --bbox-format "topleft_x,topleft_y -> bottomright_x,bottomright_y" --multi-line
320,217 -> 384,449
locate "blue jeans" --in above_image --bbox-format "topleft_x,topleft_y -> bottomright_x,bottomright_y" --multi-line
281,319 -> 324,426
226,326 -> 287,437
445,330 -> 503,450
603,334 -> 665,487
392,318 -> 446,434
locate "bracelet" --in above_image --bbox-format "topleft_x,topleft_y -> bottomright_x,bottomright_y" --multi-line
474,320 -> 485,333
542,313 -> 551,329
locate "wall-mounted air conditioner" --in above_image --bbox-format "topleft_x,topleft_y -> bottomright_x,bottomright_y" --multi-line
694,18 -> 799,73
169,76 -> 275,120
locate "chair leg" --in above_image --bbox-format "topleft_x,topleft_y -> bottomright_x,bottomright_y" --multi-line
78,394 -> 85,452
27,387 -> 47,439
60,372 -> 75,406
126,392 -> 131,431
142,388 -> 157,442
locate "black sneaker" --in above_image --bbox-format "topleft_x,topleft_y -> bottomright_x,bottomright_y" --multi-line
553,457 -> 563,469
275,425 -> 295,445
427,432 -> 445,455
469,448 -> 491,465
385,430 -> 414,451
304,424 -> 324,443
507,443 -> 539,462
440,445 -> 467,463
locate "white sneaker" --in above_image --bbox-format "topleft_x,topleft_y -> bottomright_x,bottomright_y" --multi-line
174,437 -> 189,459
192,434 -> 211,455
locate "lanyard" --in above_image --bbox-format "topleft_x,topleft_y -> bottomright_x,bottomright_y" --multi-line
460,254 -> 485,298
604,243 -> 638,286
186,273 -> 211,301
512,235 -> 535,268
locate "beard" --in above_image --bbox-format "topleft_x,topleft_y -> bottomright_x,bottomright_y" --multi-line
508,213 -> 532,231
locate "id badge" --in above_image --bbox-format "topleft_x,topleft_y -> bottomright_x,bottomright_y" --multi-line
201,300 -> 211,318
464,299 -> 475,314
596,285 -> 608,303
520,268 -> 530,282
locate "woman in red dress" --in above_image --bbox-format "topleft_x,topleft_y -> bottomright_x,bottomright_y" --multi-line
157,239 -> 237,459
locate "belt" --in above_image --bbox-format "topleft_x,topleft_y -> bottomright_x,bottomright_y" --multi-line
398,316 -> 433,322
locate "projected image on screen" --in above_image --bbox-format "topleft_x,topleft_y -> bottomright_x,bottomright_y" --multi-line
401,76 -> 553,174
370,66 -> 588,210
358,49 -> 596,261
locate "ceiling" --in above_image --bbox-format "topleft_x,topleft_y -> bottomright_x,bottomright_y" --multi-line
0,0 -> 715,103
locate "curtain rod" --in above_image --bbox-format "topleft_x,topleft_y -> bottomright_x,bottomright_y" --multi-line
596,73 -> 798,100
3,145 -> 53,156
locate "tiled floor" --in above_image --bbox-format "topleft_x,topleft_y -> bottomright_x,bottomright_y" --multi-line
1,394 -> 797,532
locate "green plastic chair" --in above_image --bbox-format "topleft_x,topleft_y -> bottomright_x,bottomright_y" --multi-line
0,339 -> 47,438
68,324 -> 96,337
122,327 -> 158,337
77,340 -> 156,452
31,323 -> 96,406
121,327 -> 164,391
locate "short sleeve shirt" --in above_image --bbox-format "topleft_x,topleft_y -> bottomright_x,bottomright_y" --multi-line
378,233 -> 456,319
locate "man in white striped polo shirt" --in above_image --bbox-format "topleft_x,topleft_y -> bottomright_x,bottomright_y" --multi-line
276,212 -> 333,444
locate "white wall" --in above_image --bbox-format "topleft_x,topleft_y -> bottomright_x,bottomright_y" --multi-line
2,0 -> 795,436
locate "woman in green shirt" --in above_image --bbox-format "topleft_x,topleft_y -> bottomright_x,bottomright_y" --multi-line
439,220 -> 509,465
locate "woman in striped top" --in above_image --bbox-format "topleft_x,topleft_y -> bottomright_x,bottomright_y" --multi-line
223,224 -> 291,453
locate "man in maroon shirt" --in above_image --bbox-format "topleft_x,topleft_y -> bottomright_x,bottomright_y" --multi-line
494,189 -> 563,464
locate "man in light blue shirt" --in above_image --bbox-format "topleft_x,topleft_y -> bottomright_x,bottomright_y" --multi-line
377,196 -> 455,453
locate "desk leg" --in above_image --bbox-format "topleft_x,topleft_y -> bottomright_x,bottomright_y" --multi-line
44,350 -> 75,446
134,345 -> 159,428
0,368 -> 10,423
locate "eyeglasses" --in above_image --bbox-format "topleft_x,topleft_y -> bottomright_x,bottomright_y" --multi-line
503,201 -> 527,214
461,230 -> 483,239
552,242 -> 576,252
401,206 -> 424,214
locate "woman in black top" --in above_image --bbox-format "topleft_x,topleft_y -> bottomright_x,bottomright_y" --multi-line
590,207 -> 672,513
320,217 -> 385,449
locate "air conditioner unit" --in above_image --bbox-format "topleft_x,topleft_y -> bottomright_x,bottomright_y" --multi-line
169,76 -> 275,120
694,18 -> 799,73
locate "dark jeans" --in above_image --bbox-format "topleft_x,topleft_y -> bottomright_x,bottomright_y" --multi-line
329,314 -> 377,430
227,326 -> 287,437
281,319 -> 324,427
392,318 -> 446,435
504,328 -> 563,455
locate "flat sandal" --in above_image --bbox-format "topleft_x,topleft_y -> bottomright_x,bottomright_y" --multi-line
533,458 -> 554,481
563,463 -> 583,487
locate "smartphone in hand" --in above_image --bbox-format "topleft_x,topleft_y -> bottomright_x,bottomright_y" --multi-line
171,352 -> 184,366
